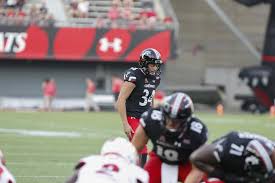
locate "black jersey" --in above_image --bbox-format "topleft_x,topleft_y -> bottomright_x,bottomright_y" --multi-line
140,108 -> 208,165
212,131 -> 275,176
123,67 -> 161,118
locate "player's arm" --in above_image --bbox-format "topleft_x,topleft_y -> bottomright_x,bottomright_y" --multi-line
131,125 -> 149,152
116,81 -> 135,138
190,144 -> 219,175
190,144 -> 248,183
184,165 -> 204,183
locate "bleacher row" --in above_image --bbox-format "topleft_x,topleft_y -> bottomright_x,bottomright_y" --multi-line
0,0 -> 173,29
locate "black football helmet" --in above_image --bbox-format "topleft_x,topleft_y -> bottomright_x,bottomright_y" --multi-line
244,140 -> 274,182
161,92 -> 194,141
139,48 -> 162,76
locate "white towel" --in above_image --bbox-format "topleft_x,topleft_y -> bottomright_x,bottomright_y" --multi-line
161,163 -> 178,183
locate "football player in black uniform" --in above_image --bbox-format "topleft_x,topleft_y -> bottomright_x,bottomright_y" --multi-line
190,131 -> 275,183
132,92 -> 208,183
116,48 -> 162,167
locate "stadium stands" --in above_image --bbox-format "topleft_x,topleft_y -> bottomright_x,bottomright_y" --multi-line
0,0 -> 54,26
62,0 -> 167,29
0,0 -> 174,29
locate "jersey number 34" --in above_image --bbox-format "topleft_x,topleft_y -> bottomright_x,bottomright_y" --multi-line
139,89 -> 155,106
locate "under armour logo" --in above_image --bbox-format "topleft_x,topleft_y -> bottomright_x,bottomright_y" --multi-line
99,37 -> 122,52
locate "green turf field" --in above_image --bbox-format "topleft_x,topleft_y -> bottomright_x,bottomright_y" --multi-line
0,111 -> 274,183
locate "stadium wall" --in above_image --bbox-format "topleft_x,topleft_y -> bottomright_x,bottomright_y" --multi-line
0,60 -> 137,98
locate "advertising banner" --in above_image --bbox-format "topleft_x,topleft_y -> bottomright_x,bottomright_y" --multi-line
0,25 -> 175,63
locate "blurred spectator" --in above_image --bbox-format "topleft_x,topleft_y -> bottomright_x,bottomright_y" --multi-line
163,16 -> 173,29
0,9 -> 5,17
121,4 -> 133,21
42,78 -> 57,112
112,0 -> 121,7
17,0 -> 24,9
6,8 -> 15,17
95,15 -> 106,28
112,75 -> 123,105
85,78 -> 100,112
4,0 -> 18,8
39,1 -> 48,14
153,90 -> 165,107
69,0 -> 79,18
138,11 -> 148,29
108,1 -> 121,28
138,7 -> 157,29
141,0 -> 154,8
77,0 -> 89,18
123,0 -> 133,8
145,7 -> 157,28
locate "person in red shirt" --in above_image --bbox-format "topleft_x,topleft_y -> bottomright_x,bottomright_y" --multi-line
42,78 -> 56,111
112,75 -> 123,104
85,78 -> 100,112
108,1 -> 121,28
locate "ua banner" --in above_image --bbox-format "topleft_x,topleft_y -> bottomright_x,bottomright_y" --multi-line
0,25 -> 175,63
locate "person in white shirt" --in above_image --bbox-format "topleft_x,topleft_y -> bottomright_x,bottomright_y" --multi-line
66,137 -> 149,183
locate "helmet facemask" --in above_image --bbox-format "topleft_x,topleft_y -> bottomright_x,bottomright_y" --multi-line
140,57 -> 162,76
161,93 -> 194,142
162,115 -> 188,142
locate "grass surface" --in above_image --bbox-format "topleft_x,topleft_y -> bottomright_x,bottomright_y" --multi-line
0,111 -> 274,183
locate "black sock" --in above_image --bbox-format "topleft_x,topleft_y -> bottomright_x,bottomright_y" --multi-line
140,154 -> 147,168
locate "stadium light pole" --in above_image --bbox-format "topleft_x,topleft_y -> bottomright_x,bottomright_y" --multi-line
204,0 -> 261,60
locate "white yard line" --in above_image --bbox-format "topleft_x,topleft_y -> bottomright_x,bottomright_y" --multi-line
0,128 -> 121,138
0,128 -> 81,138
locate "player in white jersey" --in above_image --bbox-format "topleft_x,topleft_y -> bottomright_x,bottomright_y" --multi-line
66,137 -> 149,183
0,150 -> 16,183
